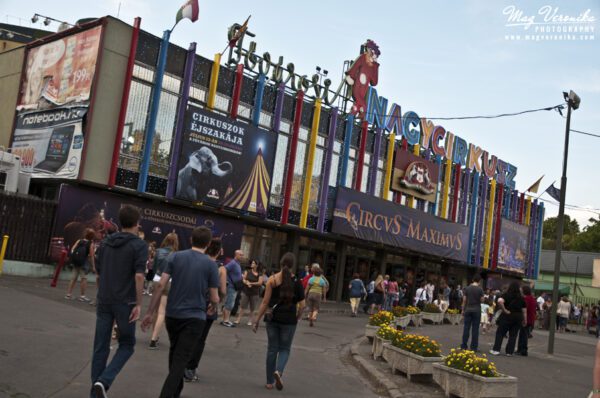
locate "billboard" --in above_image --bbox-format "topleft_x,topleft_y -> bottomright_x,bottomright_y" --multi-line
391,150 -> 439,202
331,187 -> 469,262
50,185 -> 244,260
18,25 -> 102,110
175,105 -> 278,216
497,219 -> 529,273
11,107 -> 87,179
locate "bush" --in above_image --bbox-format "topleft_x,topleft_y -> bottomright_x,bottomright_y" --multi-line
376,324 -> 401,340
422,303 -> 441,313
392,306 -> 408,317
391,332 -> 441,357
369,310 -> 395,326
444,349 -> 499,377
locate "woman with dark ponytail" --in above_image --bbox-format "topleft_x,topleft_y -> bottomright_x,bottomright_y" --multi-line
253,252 -> 305,391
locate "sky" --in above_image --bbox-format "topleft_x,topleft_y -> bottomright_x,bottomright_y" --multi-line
4,0 -> 599,228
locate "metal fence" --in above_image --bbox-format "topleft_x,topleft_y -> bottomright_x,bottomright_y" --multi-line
0,191 -> 57,263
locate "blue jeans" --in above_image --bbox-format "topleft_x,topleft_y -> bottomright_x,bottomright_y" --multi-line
461,311 -> 481,350
224,286 -> 238,311
91,303 -> 136,396
266,322 -> 297,385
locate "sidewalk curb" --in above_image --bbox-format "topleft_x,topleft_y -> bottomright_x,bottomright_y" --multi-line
349,337 -> 404,398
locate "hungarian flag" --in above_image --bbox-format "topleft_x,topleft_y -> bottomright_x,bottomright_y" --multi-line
175,0 -> 199,25
526,175 -> 544,193
229,15 -> 251,48
545,183 -> 561,202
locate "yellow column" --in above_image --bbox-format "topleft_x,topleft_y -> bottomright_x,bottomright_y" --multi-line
206,53 -> 221,110
440,158 -> 452,218
300,98 -> 322,228
483,179 -> 497,269
383,132 -> 395,201
0,235 -> 8,276
525,196 -> 532,225
407,144 -> 420,208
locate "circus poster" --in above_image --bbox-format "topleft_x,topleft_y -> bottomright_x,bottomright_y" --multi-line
175,105 -> 278,217
497,219 -> 529,274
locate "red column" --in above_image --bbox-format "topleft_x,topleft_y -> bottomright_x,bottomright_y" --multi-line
230,64 -> 244,119
491,183 -> 504,270
518,192 -> 525,224
108,17 -> 141,187
450,164 -> 462,222
281,90 -> 305,224
354,120 -> 368,191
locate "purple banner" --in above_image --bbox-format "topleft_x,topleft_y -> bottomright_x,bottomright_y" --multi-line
497,218 -> 529,274
50,184 -> 244,260
331,187 -> 469,262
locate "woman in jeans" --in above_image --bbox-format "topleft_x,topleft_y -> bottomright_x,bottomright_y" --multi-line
490,281 -> 527,356
235,259 -> 263,326
348,273 -> 366,317
384,277 -> 399,310
253,253 -> 305,391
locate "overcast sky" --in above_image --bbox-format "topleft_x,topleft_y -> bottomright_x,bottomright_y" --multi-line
4,0 -> 599,228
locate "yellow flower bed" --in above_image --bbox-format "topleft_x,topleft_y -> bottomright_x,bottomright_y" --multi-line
446,309 -> 460,315
391,332 -> 441,357
376,324 -> 401,340
444,349 -> 499,378
369,310 -> 395,326
392,305 -> 420,316
406,305 -> 421,314
422,303 -> 441,313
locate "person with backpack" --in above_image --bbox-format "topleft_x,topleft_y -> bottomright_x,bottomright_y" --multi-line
305,266 -> 328,327
348,273 -> 367,317
65,228 -> 96,302
149,233 -> 179,349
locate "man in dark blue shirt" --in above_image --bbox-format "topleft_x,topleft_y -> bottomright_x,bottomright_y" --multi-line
91,205 -> 147,398
142,226 -> 219,398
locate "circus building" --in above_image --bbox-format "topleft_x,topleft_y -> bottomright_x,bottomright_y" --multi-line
0,15 -> 544,301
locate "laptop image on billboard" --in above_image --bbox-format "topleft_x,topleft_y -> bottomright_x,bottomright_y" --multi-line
34,126 -> 75,173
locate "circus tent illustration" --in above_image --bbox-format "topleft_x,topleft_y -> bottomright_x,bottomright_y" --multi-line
223,148 -> 271,214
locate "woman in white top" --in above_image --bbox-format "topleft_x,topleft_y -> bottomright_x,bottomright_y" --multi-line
433,293 -> 449,313
557,296 -> 572,333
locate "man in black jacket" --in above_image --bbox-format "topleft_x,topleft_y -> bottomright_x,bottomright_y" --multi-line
90,205 -> 147,398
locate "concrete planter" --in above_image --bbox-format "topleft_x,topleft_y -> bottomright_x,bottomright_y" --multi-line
365,324 -> 379,342
445,313 -> 462,325
422,311 -> 444,324
432,363 -> 518,398
395,315 -> 411,328
381,344 -> 443,381
410,313 -> 423,327
372,336 -> 391,360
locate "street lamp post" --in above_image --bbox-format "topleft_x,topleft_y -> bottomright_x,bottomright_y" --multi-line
547,90 -> 580,355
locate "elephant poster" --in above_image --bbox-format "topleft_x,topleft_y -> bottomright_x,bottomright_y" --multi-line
175,105 -> 278,216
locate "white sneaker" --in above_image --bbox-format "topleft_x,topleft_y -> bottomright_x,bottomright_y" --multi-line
489,350 -> 500,356
93,381 -> 107,398
247,321 -> 253,326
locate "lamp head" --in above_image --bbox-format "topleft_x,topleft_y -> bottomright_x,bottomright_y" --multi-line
563,90 -> 581,110
31,14 -> 39,23
43,18 -> 51,26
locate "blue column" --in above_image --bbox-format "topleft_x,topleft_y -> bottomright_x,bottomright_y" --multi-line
466,171 -> 480,265
533,203 -> 545,279
430,155 -> 442,215
252,74 -> 266,126
367,128 -> 382,196
317,108 -> 339,233
338,114 -> 354,187
138,29 -> 171,192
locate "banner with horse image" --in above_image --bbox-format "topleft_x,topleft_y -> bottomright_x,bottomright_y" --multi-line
175,105 -> 278,217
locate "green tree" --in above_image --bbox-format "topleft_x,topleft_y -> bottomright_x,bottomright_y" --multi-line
542,215 -> 580,250
572,217 -> 600,252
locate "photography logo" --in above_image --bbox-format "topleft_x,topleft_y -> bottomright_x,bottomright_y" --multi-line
503,5 -> 595,41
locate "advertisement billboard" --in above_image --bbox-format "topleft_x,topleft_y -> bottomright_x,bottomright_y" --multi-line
331,187 -> 469,262
50,185 -> 244,260
11,107 -> 87,179
175,105 -> 278,216
18,25 -> 102,110
391,150 -> 439,202
497,219 -> 529,273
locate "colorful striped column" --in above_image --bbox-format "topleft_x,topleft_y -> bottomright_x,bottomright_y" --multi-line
440,158 -> 452,218
281,90 -> 305,224
527,200 -> 538,277
230,63 -> 244,118
368,128 -> 382,196
338,115 -> 354,187
518,192 -> 525,224
383,132 -> 395,200
430,155 -> 442,215
300,98 -> 322,228
533,203 -> 545,278
474,176 -> 489,266
354,120 -> 368,191
503,186 -> 511,219
317,108 -> 338,233
491,183 -> 504,270
512,190 -> 519,222
252,74 -> 266,126
206,53 -> 221,110
482,179 -> 497,269
407,144 -> 420,208
459,169 -> 471,224
525,196 -> 532,225
466,172 -> 481,264
166,42 -> 196,199
450,163 -> 462,222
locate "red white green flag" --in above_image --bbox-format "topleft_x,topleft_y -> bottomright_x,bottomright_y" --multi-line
175,0 -> 199,25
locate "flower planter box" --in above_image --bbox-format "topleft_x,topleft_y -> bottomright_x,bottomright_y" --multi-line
444,313 -> 462,325
381,344 -> 443,381
432,363 -> 518,398
409,313 -> 423,327
422,312 -> 444,324
365,324 -> 379,342
395,315 -> 411,328
372,336 -> 390,360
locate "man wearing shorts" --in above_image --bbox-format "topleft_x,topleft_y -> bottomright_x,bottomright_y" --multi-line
221,250 -> 243,327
